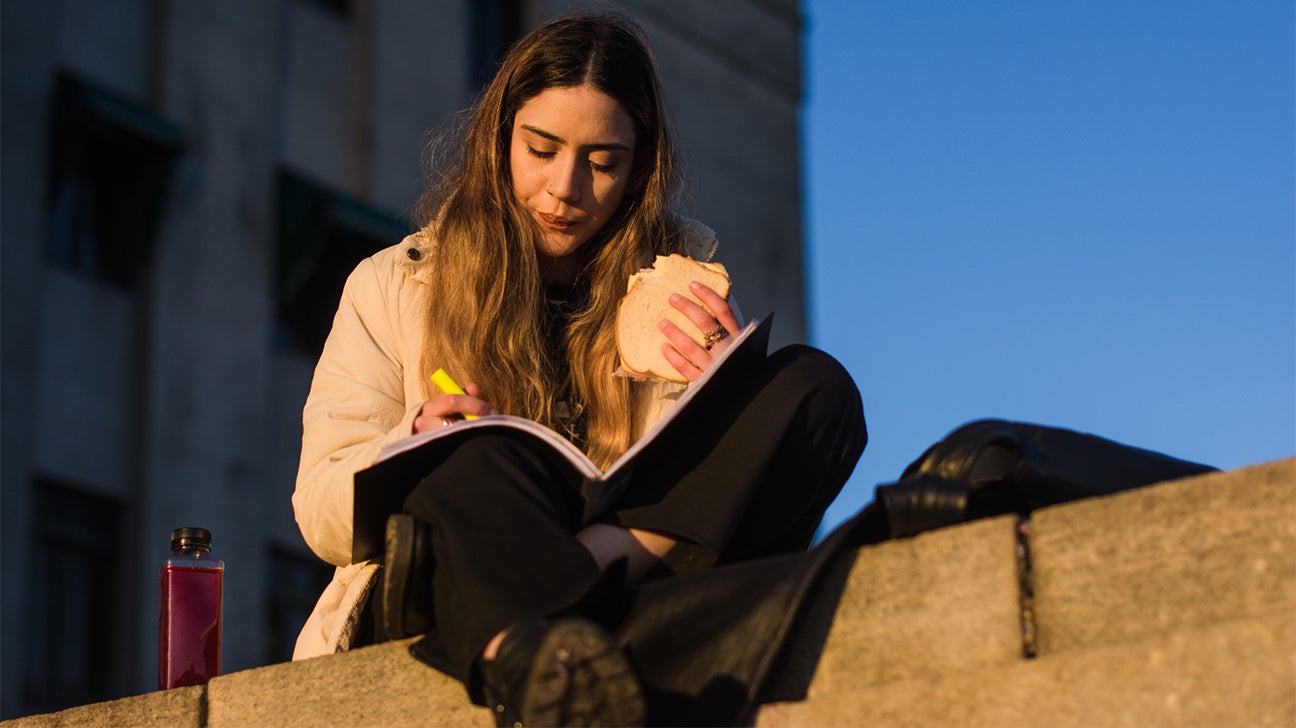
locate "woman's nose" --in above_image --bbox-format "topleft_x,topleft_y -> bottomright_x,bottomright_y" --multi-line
545,160 -> 582,204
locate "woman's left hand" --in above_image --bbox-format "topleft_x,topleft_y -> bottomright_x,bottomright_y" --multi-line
659,280 -> 742,382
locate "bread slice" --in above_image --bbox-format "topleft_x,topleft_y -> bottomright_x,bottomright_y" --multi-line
616,254 -> 731,383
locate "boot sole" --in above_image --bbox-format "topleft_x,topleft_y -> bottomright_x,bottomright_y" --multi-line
522,618 -> 644,727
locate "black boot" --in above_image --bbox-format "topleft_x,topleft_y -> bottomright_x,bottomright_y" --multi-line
479,617 -> 644,727
382,514 -> 435,639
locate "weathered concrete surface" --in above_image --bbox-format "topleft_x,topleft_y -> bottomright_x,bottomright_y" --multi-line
764,515 -> 1022,702
757,458 -> 1296,727
758,611 -> 1294,727
3,640 -> 491,728
1030,457 -> 1296,655
7,458 -> 1292,727
2,684 -> 203,728
207,637 -> 491,727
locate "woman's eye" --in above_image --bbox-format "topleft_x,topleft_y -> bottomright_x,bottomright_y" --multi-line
527,147 -> 556,160
590,161 -> 616,173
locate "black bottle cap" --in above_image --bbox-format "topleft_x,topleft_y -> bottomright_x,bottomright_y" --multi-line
170,527 -> 213,549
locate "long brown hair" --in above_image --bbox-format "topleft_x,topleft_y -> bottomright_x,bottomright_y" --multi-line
413,10 -> 686,467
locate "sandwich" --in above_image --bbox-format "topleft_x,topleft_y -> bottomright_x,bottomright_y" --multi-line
616,254 -> 731,383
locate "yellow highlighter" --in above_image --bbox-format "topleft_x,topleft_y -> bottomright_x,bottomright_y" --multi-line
430,368 -> 480,420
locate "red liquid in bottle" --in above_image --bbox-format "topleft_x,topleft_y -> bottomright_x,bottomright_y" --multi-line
158,530 -> 223,690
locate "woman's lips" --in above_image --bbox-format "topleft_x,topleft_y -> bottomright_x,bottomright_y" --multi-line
537,212 -> 579,231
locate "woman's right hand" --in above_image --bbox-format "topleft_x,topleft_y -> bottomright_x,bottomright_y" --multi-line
412,383 -> 498,433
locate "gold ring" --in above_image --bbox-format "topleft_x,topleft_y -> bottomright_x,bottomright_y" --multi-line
702,327 -> 728,350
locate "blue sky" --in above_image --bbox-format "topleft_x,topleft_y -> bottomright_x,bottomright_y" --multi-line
804,0 -> 1296,533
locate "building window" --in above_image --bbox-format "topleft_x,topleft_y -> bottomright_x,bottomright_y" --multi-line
22,479 -> 127,715
274,168 -> 409,357
44,70 -> 185,289
264,546 -> 333,664
471,0 -> 523,88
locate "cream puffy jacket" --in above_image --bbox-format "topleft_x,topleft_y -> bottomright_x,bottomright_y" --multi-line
292,223 -> 720,660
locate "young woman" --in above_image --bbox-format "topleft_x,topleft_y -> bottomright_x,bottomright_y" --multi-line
291,10 -> 866,726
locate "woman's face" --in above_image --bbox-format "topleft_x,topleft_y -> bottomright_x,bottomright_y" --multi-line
510,84 -> 637,281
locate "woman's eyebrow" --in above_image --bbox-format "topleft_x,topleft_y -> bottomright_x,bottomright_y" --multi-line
520,124 -> 629,152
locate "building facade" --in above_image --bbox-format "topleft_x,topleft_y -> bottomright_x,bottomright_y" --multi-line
0,0 -> 805,716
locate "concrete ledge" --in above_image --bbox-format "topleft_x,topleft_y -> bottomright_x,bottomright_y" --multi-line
208,638 -> 492,728
765,514 -> 1022,702
1030,458 -> 1296,654
8,458 -> 1292,727
757,610 -> 1295,727
2,684 -> 203,728
756,457 -> 1296,727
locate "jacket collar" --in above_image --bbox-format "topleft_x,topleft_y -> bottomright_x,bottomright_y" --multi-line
393,233 -> 437,286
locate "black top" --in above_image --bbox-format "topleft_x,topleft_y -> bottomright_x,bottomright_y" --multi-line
543,284 -> 588,447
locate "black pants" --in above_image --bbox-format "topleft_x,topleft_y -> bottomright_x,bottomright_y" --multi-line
383,345 -> 866,687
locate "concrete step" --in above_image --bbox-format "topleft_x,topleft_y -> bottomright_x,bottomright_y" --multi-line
757,610 -> 1294,727
761,514 -> 1024,701
0,684 -> 204,728
7,458 -> 1293,727
4,637 -> 487,728
757,458 -> 1296,726
209,637 -> 489,727
1029,456 -> 1295,655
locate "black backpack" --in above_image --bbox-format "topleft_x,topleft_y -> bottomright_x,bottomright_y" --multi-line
873,418 -> 1218,540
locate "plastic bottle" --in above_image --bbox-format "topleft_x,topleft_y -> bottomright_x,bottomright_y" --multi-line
158,527 -> 223,690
